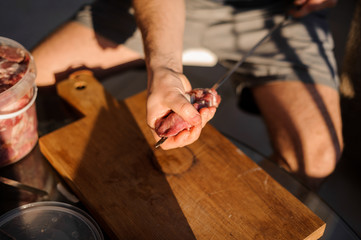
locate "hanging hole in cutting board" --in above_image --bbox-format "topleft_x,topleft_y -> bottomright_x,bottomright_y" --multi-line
74,80 -> 87,90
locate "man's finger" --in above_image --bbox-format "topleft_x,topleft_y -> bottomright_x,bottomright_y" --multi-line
170,95 -> 201,126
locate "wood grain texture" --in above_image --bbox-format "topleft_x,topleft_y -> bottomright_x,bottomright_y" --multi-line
39,70 -> 325,240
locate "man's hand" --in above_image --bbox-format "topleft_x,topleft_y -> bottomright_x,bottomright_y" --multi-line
290,0 -> 338,18
147,68 -> 216,149
133,0 -> 216,149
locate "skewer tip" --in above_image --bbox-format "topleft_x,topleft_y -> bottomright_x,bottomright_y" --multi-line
155,137 -> 167,148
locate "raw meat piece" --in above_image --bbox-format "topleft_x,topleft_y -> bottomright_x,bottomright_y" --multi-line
0,45 -> 25,63
0,45 -> 30,93
0,42 -> 37,167
0,98 -> 38,166
155,112 -> 193,138
155,88 -> 221,138
188,88 -> 221,110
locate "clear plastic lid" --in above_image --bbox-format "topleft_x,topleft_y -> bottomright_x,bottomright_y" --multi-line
0,201 -> 104,240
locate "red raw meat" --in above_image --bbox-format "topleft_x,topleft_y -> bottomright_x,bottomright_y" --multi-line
0,45 -> 29,93
0,43 -> 37,166
155,88 -> 221,138
0,45 -> 25,63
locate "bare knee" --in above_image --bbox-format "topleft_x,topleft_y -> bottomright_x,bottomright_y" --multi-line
304,146 -> 341,179
306,132 -> 344,178
274,137 -> 343,188
302,144 -> 342,189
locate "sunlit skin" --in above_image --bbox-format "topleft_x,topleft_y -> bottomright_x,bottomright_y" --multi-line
146,67 -> 217,149
134,0 -> 339,150
32,21 -> 142,87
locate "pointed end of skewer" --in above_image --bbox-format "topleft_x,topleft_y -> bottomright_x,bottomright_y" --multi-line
155,137 -> 167,149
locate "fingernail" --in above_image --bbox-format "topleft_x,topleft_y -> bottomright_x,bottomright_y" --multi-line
191,114 -> 201,124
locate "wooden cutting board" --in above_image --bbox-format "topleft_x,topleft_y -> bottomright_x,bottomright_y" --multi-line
39,70 -> 325,240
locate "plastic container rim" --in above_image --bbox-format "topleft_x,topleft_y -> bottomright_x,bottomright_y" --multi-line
0,85 -> 37,119
0,201 -> 104,240
0,36 -> 37,109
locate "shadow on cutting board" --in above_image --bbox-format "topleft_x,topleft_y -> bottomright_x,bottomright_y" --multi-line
38,71 -> 197,239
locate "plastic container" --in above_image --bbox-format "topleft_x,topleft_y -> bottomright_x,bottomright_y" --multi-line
0,201 -> 104,240
0,36 -> 38,167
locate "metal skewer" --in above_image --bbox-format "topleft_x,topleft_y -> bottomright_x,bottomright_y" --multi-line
155,136 -> 168,148
0,176 -> 49,197
155,16 -> 289,148
211,16 -> 289,90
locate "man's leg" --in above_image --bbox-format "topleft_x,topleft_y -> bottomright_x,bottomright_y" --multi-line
32,21 -> 142,86
252,81 -> 343,189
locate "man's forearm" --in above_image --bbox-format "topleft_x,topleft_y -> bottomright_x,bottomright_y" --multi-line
132,0 -> 185,73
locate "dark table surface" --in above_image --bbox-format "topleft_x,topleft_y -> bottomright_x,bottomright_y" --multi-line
0,70 -> 360,240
